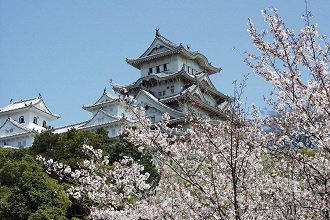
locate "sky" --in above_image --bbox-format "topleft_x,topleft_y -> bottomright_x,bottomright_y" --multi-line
1,0 -> 329,128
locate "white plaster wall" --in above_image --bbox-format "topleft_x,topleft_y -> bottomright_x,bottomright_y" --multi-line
140,56 -> 176,77
1,134 -> 35,148
0,111 -> 29,126
139,54 -> 203,77
148,81 -> 187,99
26,112 -> 48,131
145,107 -> 163,123
0,126 -> 10,137
176,56 -> 201,74
116,105 -> 132,119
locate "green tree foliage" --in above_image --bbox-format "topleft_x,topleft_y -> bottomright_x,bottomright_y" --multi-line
32,129 -> 160,188
31,128 -> 112,169
0,148 -> 71,220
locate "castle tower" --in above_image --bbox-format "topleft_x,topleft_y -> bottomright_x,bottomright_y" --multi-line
0,95 -> 59,147
54,29 -> 232,137
122,29 -> 232,127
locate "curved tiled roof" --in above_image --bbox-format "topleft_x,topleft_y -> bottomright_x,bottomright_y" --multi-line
81,118 -> 129,130
53,121 -> 88,134
0,96 -> 59,119
139,30 -> 177,58
0,131 -> 35,140
94,91 -> 118,104
126,32 -> 220,74
82,90 -> 125,111
121,70 -> 231,102
83,99 -> 122,111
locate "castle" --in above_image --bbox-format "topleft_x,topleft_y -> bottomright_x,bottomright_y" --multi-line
0,29 -> 232,148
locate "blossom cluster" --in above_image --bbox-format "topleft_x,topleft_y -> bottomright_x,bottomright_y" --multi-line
37,145 -> 159,219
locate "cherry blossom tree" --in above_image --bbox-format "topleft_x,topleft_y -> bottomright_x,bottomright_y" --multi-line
124,106 -> 269,219
246,6 -> 329,219
37,145 -> 159,220
37,6 -> 329,220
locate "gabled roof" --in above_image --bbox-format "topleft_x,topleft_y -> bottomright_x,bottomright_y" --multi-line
0,117 -> 36,140
139,29 -> 177,58
0,117 -> 32,133
53,108 -> 131,134
195,73 -> 216,90
81,109 -> 121,128
126,29 -> 221,75
135,90 -> 184,118
184,93 -> 229,120
82,90 -> 124,112
94,90 -> 118,105
53,121 -> 87,134
0,96 -> 59,120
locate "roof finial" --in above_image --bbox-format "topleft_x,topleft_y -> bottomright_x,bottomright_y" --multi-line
155,26 -> 160,37
104,87 -> 107,93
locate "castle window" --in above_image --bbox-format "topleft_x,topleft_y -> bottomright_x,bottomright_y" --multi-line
33,117 -> 38,124
43,121 -> 47,128
163,91 -> 166,96
10,128 -> 14,133
158,91 -> 162,97
171,85 -> 175,93
149,67 -> 153,74
156,66 -> 160,73
163,64 -> 168,71
187,66 -> 190,73
19,116 -> 25,123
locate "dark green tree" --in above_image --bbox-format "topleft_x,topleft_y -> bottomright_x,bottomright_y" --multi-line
0,148 -> 71,220
31,128 -> 112,169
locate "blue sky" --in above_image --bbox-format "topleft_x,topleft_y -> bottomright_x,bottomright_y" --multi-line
1,0 -> 329,128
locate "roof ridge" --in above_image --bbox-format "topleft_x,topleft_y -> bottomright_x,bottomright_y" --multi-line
13,97 -> 39,104
157,34 -> 177,47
